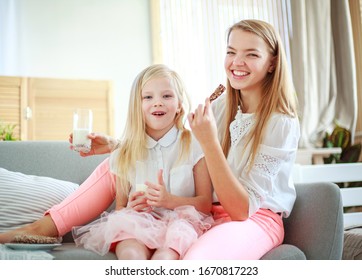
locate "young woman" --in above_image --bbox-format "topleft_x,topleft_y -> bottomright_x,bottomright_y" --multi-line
184,19 -> 300,259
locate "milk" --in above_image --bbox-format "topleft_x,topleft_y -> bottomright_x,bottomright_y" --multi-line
135,183 -> 148,192
72,128 -> 91,153
135,161 -> 158,193
72,109 -> 92,153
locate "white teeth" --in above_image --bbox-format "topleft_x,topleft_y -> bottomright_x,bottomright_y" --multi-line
233,70 -> 248,76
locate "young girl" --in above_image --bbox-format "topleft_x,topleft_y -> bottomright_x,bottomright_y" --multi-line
0,64 -> 213,260
72,64 -> 213,260
184,19 -> 300,259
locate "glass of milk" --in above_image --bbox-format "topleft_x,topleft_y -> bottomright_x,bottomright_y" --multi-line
72,108 -> 93,153
135,160 -> 158,192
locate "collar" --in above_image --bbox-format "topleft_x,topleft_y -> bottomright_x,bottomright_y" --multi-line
146,126 -> 179,149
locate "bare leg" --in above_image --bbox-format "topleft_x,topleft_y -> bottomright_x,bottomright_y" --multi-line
115,239 -> 154,260
151,248 -> 180,260
0,215 -> 58,243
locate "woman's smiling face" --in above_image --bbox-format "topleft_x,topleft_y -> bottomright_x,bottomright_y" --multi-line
224,29 -> 274,95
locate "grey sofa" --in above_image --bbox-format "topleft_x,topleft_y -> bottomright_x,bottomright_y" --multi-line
0,141 -> 344,260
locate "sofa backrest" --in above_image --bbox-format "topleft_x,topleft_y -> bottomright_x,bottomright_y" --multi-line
0,141 -> 108,185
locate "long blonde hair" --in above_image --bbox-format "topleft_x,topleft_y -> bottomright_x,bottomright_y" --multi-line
115,64 -> 191,204
222,19 -> 298,167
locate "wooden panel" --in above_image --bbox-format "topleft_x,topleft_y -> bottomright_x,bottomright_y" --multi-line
293,162 -> 362,228
0,76 -> 27,140
27,77 -> 114,140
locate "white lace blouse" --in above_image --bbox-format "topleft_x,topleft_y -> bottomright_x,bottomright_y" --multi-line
212,95 -> 300,218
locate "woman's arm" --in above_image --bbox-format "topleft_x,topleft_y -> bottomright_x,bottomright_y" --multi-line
188,99 -> 250,220
145,158 -> 213,214
69,132 -> 118,157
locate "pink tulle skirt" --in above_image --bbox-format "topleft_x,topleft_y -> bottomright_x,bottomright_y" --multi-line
72,205 -> 214,257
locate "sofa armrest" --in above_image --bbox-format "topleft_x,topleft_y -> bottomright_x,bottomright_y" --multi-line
283,182 -> 344,259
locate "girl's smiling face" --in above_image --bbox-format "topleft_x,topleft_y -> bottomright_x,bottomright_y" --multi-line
141,77 -> 180,140
224,29 -> 274,97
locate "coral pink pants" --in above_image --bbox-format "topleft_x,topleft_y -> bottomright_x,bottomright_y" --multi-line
46,158 -> 117,236
46,158 -> 284,259
183,207 -> 284,260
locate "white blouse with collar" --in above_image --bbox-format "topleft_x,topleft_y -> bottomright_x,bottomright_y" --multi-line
109,126 -> 204,198
212,95 -> 300,218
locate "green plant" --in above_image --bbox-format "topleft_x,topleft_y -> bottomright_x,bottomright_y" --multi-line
0,121 -> 17,141
323,124 -> 361,164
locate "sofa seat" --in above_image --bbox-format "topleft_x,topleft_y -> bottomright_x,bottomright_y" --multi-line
52,243 -> 117,260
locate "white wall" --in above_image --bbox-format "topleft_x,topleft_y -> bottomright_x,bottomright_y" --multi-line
0,0 -> 152,137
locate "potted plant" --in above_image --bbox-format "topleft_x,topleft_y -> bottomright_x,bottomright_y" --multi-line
0,121 -> 17,141
323,124 -> 361,164
323,124 -> 362,191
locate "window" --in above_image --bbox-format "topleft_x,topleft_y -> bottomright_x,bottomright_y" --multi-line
151,0 -> 292,109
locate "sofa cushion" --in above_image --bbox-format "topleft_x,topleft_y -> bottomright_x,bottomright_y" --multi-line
0,167 -> 78,233
343,226 -> 362,260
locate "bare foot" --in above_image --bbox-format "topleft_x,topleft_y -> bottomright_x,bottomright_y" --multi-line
0,215 -> 59,243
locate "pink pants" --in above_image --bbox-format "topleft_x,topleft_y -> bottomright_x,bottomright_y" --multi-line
183,207 -> 284,260
46,158 -> 117,236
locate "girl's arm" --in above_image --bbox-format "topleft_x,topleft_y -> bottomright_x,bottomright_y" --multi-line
145,158 -> 213,214
188,99 -> 250,221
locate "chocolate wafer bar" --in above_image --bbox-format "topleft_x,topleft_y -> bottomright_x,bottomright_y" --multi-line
209,84 -> 226,102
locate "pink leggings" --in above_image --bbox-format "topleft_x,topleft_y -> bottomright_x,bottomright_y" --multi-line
183,207 -> 284,260
47,158 -> 284,259
46,158 -> 116,236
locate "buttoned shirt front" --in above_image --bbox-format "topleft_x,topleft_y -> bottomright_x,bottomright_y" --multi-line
109,126 -> 204,198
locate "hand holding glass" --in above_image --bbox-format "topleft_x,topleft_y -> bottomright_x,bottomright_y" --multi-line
72,109 -> 93,153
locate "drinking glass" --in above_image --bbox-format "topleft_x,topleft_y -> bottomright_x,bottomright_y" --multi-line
72,108 -> 93,153
135,160 -> 158,192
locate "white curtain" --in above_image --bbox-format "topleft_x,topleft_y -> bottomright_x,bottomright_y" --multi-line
289,0 -> 357,148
